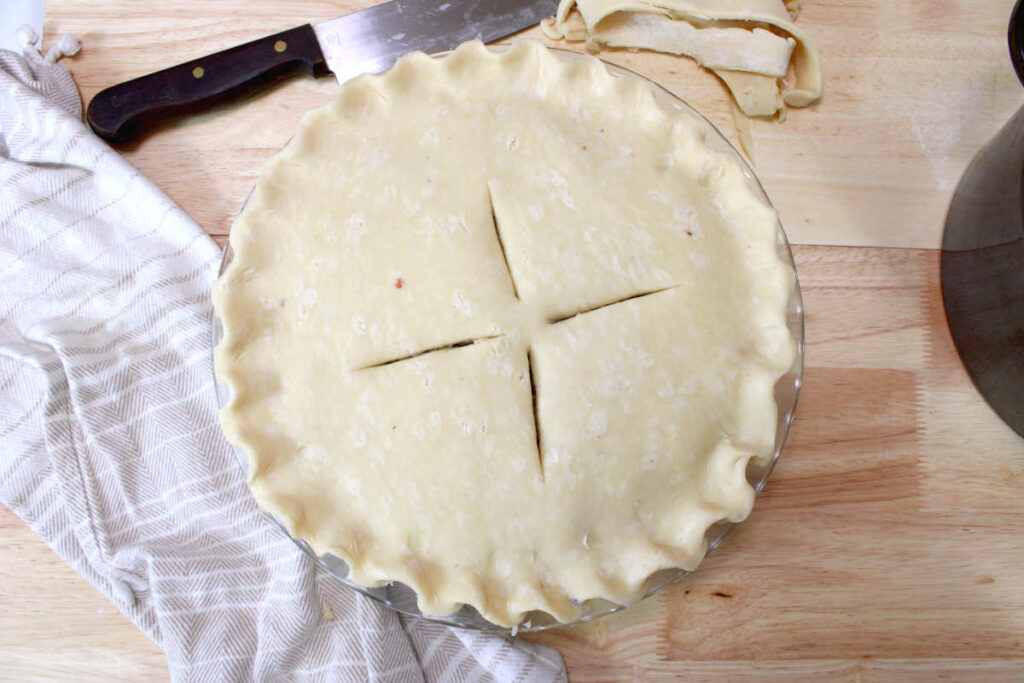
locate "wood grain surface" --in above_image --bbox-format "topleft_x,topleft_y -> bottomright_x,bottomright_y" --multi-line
39,0 -> 1024,249
2,0 -> 1024,680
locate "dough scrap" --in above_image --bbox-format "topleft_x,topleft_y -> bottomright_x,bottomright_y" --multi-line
542,0 -> 823,118
214,41 -> 796,628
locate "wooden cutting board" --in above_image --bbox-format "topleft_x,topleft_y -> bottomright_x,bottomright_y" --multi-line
2,1 -> 1024,680
30,0 -> 1024,250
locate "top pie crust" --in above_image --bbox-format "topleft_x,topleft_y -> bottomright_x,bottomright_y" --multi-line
213,40 -> 796,628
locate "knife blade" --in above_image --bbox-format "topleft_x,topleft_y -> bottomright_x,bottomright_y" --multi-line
86,0 -> 558,144
314,0 -> 557,83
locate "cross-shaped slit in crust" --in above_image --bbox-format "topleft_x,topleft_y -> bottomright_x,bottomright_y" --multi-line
547,285 -> 679,325
354,186 -> 680,481
487,183 -> 519,301
357,335 -> 503,370
526,348 -> 542,478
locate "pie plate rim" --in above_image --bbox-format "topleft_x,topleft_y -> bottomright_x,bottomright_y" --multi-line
209,43 -> 805,633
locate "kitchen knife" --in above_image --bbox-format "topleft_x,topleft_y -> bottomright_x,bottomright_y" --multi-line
86,0 -> 558,143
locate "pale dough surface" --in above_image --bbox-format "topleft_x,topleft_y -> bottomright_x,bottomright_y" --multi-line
214,40 -> 795,627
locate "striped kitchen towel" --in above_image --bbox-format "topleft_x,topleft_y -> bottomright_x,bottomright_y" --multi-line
0,31 -> 565,682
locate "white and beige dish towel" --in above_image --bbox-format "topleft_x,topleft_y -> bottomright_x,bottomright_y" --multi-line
0,32 -> 566,682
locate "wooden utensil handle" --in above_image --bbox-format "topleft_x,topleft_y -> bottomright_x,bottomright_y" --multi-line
86,24 -> 328,143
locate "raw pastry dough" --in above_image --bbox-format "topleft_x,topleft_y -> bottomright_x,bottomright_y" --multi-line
542,0 -> 822,117
214,40 -> 796,628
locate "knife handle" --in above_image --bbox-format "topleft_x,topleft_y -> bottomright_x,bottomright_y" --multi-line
86,24 -> 329,144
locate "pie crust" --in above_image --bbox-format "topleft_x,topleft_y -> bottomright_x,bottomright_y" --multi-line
213,40 -> 796,628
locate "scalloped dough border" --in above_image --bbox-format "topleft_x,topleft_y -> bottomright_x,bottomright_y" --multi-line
214,40 -> 796,628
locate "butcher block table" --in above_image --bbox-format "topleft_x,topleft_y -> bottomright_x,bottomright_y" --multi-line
3,0 -> 1024,680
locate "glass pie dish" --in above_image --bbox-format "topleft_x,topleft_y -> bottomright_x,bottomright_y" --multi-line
211,45 -> 805,633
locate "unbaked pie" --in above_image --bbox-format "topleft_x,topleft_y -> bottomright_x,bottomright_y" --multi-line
213,40 -> 796,628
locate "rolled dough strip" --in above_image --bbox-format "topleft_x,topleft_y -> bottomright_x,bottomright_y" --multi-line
543,0 -> 822,114
716,68 -> 784,117
561,11 -> 795,77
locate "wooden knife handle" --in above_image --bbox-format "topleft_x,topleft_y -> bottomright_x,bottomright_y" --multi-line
86,24 -> 329,144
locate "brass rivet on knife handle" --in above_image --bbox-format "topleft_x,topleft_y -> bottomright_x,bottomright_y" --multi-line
86,24 -> 328,144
